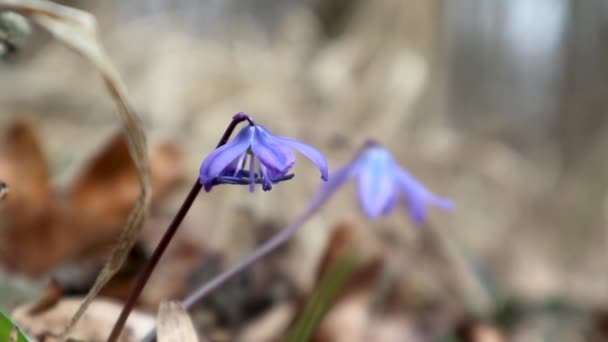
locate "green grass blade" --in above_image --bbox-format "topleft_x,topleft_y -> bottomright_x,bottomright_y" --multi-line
0,311 -> 13,341
286,251 -> 357,342
0,311 -> 32,342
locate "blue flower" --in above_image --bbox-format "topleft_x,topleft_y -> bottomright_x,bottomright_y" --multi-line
325,142 -> 454,223
199,124 -> 328,192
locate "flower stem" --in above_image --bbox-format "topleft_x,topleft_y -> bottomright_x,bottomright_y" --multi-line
182,211 -> 309,309
107,113 -> 253,342
141,182 -> 337,341
106,180 -> 202,342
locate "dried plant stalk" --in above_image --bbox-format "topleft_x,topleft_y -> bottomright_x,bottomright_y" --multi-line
0,1 -> 151,340
157,302 -> 200,342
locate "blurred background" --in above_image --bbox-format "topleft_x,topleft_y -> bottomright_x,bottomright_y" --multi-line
1,0 -> 608,341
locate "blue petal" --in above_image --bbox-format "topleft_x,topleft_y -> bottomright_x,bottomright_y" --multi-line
270,132 -> 329,181
222,153 -> 248,177
356,149 -> 398,219
251,126 -> 296,174
380,186 -> 400,215
395,167 -> 454,225
199,126 -> 254,189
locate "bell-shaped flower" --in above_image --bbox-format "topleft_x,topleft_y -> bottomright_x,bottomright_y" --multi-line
199,124 -> 328,192
324,141 -> 454,224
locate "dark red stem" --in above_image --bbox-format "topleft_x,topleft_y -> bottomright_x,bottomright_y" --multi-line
106,180 -> 201,342
106,113 -> 254,342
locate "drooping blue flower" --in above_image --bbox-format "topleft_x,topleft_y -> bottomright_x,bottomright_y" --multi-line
199,124 -> 328,192
324,141 -> 454,224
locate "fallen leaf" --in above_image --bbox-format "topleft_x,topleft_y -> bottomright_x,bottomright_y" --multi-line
149,141 -> 184,201
455,318 -> 505,342
0,120 -> 49,225
0,122 -> 184,275
313,219 -> 383,304
68,133 -> 142,228
28,279 -> 63,316
157,301 -> 199,342
237,302 -> 294,342
12,298 -> 154,342
68,133 -> 184,230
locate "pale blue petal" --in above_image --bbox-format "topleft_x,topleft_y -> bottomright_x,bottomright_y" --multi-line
380,186 -> 400,215
431,197 -> 455,211
356,149 -> 397,219
405,190 -> 428,225
395,167 -> 454,225
199,126 -> 253,188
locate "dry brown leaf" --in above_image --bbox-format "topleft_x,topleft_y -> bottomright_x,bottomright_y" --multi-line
307,220 -> 424,342
157,301 -> 199,342
69,134 -> 142,228
150,141 -> 184,200
0,2 -> 150,339
0,120 -> 49,224
455,319 -> 505,342
236,302 -> 294,342
315,291 -> 420,342
12,298 -> 155,342
313,219 -> 383,303
314,291 -> 370,342
68,134 -> 183,229
28,279 -> 63,316
0,123 -> 182,275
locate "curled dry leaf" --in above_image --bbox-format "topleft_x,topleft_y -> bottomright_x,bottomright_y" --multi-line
0,122 -> 183,276
157,301 -> 200,342
0,1 -> 151,339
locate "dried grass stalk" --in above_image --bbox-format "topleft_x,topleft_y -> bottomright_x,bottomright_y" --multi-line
0,1 -> 151,340
157,301 -> 200,342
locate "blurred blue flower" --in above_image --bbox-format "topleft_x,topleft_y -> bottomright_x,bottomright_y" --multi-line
326,142 -> 454,223
200,124 -> 328,192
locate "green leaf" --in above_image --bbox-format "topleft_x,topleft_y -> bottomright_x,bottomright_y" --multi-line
0,311 -> 12,341
286,251 -> 357,342
0,311 -> 32,342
